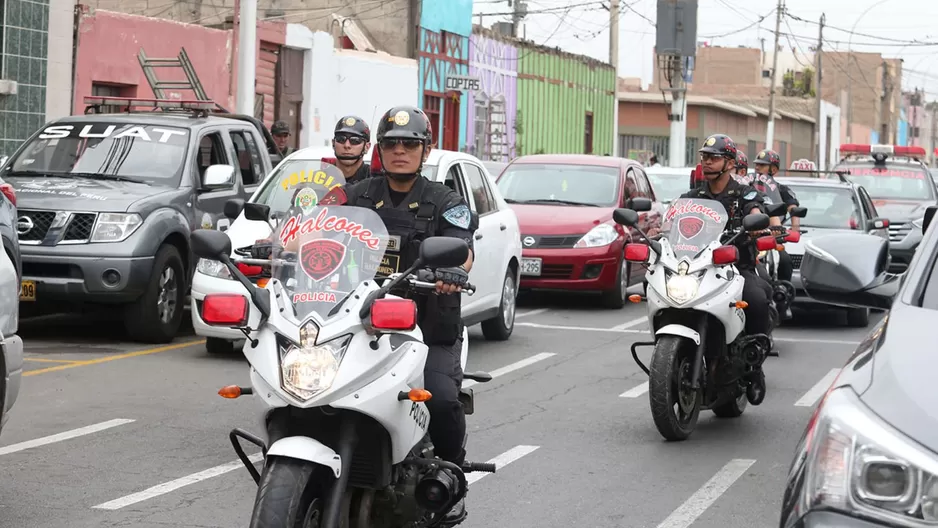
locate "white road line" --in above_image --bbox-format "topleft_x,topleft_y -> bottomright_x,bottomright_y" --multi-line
516,322 -> 861,345
0,419 -> 135,456
794,368 -> 841,407
619,381 -> 649,398
466,445 -> 540,485
655,458 -> 756,528
515,308 -> 548,319
611,317 -> 646,331
93,452 -> 265,510
463,353 -> 556,388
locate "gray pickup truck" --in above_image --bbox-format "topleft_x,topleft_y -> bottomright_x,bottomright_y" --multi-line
0,99 -> 282,343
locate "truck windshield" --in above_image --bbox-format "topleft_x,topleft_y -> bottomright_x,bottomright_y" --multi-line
7,122 -> 190,185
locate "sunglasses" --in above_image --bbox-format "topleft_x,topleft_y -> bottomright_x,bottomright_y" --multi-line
334,134 -> 366,145
699,153 -> 726,162
379,138 -> 424,151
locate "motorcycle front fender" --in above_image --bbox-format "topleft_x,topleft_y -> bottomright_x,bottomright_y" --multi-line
266,436 -> 342,478
656,323 -> 701,345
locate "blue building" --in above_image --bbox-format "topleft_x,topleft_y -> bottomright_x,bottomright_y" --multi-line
897,108 -> 909,146
418,0 -> 472,152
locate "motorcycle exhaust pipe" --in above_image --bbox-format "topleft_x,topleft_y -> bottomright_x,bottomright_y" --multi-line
415,468 -> 458,513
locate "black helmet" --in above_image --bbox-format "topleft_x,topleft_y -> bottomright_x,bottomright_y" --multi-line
698,134 -> 738,159
753,149 -> 781,169
376,106 -> 432,144
735,150 -> 749,171
334,116 -> 370,140
271,120 -> 290,136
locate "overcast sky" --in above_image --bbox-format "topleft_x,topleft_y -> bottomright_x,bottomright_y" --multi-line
472,0 -> 938,99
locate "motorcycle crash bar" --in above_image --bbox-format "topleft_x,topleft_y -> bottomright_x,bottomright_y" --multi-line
397,388 -> 432,402
218,385 -> 253,398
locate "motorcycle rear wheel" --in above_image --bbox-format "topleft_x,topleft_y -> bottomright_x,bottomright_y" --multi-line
249,456 -> 328,528
648,335 -> 701,441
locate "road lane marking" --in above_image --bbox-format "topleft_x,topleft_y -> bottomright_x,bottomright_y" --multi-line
466,445 -> 540,485
611,317 -> 646,331
515,308 -> 548,319
93,452 -> 265,510
25,339 -> 206,377
463,353 -> 556,389
516,322 -> 861,345
23,357 -> 84,364
619,381 -> 649,398
0,419 -> 135,456
794,368 -> 841,407
655,458 -> 756,528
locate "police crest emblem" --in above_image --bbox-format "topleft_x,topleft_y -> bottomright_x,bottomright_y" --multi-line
705,137 -> 716,146
295,187 -> 319,214
394,111 -> 410,126
344,117 -> 356,127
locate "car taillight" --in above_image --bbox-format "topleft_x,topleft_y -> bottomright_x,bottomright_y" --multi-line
0,183 -> 15,206
370,298 -> 417,330
202,294 -> 249,326
624,243 -> 649,262
711,245 -> 738,265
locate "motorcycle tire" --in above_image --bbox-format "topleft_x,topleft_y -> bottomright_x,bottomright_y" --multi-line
249,456 -> 327,528
648,335 -> 701,441
712,390 -> 748,418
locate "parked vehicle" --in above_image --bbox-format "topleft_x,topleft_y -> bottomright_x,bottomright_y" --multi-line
779,210 -> 938,527
482,161 -> 508,181
496,154 -> 664,308
192,148 -> 522,354
777,176 -> 888,327
0,181 -> 22,438
645,166 -> 698,204
0,97 -> 281,342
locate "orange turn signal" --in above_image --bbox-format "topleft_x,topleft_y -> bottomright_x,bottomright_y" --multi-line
407,389 -> 432,402
735,301 -> 749,309
256,278 -> 270,288
218,385 -> 243,399
628,294 -> 643,303
776,244 -> 785,251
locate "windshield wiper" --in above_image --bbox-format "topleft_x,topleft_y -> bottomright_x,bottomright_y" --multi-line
46,172 -> 149,185
512,199 -> 598,207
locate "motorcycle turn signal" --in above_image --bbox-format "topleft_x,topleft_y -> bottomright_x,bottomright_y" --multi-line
397,388 -> 432,402
218,385 -> 253,398
729,301 -> 748,309
628,294 -> 644,303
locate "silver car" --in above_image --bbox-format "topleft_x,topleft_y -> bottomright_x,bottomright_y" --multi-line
0,166 -> 22,437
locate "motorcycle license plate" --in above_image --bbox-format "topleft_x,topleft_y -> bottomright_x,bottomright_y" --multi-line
520,258 -> 542,276
20,280 -> 36,302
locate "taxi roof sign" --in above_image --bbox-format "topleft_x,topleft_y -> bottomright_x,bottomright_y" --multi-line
789,159 -> 816,171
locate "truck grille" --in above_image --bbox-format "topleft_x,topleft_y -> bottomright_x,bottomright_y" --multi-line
16,210 -> 56,241
790,254 -> 803,270
888,223 -> 912,242
17,210 -> 98,244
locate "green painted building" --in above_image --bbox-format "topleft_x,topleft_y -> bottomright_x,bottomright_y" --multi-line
515,43 -> 615,157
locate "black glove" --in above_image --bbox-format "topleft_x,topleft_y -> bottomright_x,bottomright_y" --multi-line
251,239 -> 273,259
434,266 -> 469,288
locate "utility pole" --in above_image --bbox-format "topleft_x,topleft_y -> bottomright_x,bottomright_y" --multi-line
610,0 -> 619,157
509,0 -> 527,38
236,0 -> 257,115
879,59 -> 889,142
765,0 -> 784,150
814,13 -> 824,166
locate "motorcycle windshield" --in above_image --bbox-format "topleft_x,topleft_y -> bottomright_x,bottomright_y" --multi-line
271,204 -> 390,322
662,198 -> 729,261
253,160 -> 349,222
751,173 -> 783,206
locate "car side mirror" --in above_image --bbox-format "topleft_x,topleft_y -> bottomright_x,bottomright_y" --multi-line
742,213 -> 770,231
790,206 -> 807,218
418,236 -> 469,268
869,217 -> 889,230
924,206 -> 937,232
800,233 -> 898,310
243,202 -> 271,222
202,164 -> 235,191
224,198 -> 245,220
612,208 -> 639,227
191,229 -> 233,260
765,202 -> 787,217
626,197 -> 652,212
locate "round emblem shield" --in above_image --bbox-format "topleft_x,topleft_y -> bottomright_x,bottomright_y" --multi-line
678,216 -> 705,240
393,111 -> 410,126
344,117 -> 356,127
295,187 -> 319,214
300,239 -> 347,282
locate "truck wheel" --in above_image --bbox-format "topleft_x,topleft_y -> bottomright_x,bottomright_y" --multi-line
124,245 -> 186,343
206,337 -> 236,355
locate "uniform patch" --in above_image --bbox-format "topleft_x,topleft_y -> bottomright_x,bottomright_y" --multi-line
442,204 -> 471,229
295,187 -> 318,214
705,137 -> 716,146
743,191 -> 758,200
375,200 -> 384,209
344,117 -> 356,127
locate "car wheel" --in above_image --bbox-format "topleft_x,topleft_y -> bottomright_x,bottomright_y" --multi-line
206,337 -> 236,355
845,307 -> 870,328
600,259 -> 629,309
124,245 -> 186,343
481,268 -> 517,341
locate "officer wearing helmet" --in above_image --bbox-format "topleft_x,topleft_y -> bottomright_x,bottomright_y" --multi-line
341,105 -> 477,524
753,149 -> 800,319
679,134 -> 772,339
734,150 -> 752,183
332,115 -> 372,184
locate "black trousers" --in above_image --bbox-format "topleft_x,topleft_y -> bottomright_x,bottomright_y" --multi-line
423,333 -> 466,466
777,248 -> 793,282
740,268 -> 771,335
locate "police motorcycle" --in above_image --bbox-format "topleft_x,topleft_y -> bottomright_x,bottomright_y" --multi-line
192,199 -> 497,528
616,197 -> 785,441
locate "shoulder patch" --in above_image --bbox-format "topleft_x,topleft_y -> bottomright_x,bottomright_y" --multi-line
442,203 -> 471,229
743,191 -> 758,200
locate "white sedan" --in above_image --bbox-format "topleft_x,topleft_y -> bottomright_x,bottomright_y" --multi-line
190,147 -> 523,354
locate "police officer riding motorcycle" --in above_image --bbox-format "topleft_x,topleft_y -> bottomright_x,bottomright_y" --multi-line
341,105 -> 478,525
734,150 -> 752,183
332,115 -> 373,184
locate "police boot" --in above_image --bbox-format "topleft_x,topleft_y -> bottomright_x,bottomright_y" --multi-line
441,496 -> 467,526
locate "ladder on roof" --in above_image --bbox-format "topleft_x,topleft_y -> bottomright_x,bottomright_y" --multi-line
138,47 -> 210,101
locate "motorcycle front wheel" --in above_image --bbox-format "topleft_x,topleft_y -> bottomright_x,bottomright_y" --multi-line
648,335 -> 702,441
249,456 -> 328,528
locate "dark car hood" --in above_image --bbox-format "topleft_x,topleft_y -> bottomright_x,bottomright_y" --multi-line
871,199 -> 931,223
8,176 -> 169,213
860,304 -> 938,453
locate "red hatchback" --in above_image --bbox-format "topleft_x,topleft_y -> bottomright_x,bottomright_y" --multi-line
496,154 -> 664,308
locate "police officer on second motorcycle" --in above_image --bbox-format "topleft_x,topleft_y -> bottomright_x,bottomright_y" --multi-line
332,115 -> 372,184
342,104 -> 477,525
753,148 -> 800,320
680,134 -> 773,340
734,150 -> 752,183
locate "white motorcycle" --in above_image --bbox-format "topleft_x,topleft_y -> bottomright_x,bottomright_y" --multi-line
616,197 -> 780,441
191,202 -> 495,528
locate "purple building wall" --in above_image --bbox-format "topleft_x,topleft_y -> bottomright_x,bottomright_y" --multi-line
467,30 -> 518,161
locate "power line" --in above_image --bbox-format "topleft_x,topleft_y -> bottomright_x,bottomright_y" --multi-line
700,8 -> 774,39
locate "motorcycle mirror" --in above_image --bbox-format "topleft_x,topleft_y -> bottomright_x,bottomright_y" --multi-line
224,198 -> 245,220
244,202 -> 271,222
790,206 -> 808,218
192,229 -> 233,260
612,208 -> 640,227
419,236 -> 470,269
626,197 -> 652,212
765,202 -> 787,217
742,213 -> 770,231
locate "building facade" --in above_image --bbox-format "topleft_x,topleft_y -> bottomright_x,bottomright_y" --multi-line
516,42 -> 615,156
418,0 -> 471,151
467,25 -> 517,162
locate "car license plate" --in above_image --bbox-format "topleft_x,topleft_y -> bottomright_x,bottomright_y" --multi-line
20,280 -> 36,302
520,258 -> 542,277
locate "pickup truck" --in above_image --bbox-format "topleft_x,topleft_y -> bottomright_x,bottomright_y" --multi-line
0,97 -> 283,343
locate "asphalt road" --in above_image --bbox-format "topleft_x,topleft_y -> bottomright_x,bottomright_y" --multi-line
1,294 -> 879,528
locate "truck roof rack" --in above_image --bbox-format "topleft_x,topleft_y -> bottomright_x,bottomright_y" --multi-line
82,96 -> 229,117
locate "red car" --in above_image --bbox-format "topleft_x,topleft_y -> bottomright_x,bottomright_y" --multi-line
496,154 -> 664,308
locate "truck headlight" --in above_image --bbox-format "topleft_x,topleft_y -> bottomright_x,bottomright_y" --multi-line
666,273 -> 699,304
196,258 -> 232,280
278,333 -> 351,401
91,213 -> 142,242
574,224 -> 618,248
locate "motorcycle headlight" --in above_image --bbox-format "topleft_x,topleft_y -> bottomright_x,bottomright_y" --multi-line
802,387 -> 938,525
91,213 -> 143,242
666,273 -> 699,304
278,332 -> 351,401
574,223 -> 618,248
196,258 -> 232,280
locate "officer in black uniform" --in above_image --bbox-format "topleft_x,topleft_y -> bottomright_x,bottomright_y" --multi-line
342,105 -> 477,525
680,134 -> 772,338
332,115 -> 372,184
734,150 -> 751,182
753,149 -> 799,319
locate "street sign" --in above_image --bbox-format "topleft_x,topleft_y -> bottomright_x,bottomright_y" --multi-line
444,74 -> 481,92
790,159 -> 817,171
